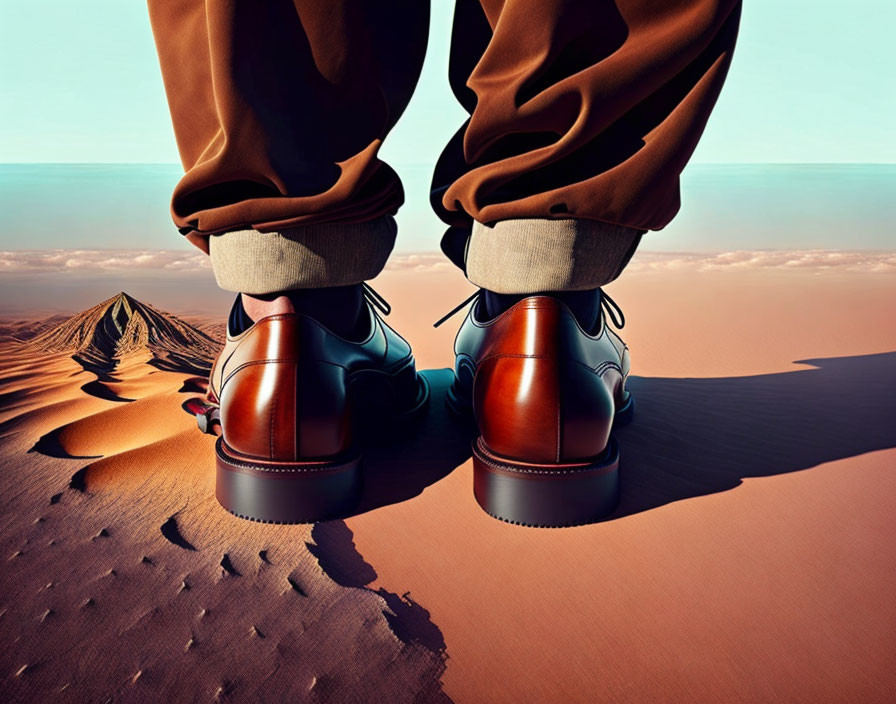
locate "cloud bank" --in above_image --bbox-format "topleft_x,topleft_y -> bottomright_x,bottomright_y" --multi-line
625,250 -> 896,273
0,249 -> 212,273
0,249 -> 894,275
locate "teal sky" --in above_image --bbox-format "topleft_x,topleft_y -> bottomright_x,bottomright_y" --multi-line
1,0 -> 894,165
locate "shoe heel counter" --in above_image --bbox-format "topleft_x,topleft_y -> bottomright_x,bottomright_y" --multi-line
219,316 -> 352,461
473,355 -> 613,464
472,299 -> 614,463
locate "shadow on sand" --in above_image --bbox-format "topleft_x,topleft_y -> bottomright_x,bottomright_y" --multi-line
354,369 -> 474,515
347,352 -> 896,522
308,521 -> 448,656
72,353 -> 135,403
610,351 -> 896,519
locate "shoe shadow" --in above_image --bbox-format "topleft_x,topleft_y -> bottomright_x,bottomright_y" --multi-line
353,368 -> 474,516
611,351 -> 896,519
307,521 -> 448,658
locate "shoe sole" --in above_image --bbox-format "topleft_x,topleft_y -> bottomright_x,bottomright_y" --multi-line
211,372 -> 429,524
472,436 -> 620,528
216,437 -> 363,523
451,381 -> 633,527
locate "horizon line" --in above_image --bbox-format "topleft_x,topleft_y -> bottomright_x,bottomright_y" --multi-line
2,246 -> 896,254
2,161 -> 895,167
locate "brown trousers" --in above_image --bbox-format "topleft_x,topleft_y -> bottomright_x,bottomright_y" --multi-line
149,0 -> 741,294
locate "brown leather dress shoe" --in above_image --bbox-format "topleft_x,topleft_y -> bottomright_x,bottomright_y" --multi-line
200,296 -> 428,523
446,292 -> 633,527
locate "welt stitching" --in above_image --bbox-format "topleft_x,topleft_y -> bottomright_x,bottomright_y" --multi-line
218,452 -> 354,474
475,451 -> 612,476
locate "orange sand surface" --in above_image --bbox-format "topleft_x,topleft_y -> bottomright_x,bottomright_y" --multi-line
1,264 -> 895,702
358,266 -> 896,703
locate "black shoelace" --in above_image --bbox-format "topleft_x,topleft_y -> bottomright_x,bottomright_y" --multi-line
362,282 -> 391,316
433,290 -> 481,328
600,290 -> 625,329
433,289 -> 625,330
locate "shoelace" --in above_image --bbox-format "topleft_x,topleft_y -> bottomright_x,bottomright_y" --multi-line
362,282 -> 391,316
601,290 -> 625,329
433,290 -> 481,328
432,289 -> 625,330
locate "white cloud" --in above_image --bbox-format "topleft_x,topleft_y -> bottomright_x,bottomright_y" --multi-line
0,249 -> 894,276
0,250 -> 211,273
625,250 -> 896,274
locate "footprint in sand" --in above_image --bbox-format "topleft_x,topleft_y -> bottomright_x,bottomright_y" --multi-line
160,515 -> 197,551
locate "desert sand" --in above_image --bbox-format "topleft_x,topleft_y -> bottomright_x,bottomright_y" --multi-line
1,256 -> 895,702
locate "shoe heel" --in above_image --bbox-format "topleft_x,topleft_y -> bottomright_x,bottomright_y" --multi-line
472,437 -> 619,527
215,438 -> 361,523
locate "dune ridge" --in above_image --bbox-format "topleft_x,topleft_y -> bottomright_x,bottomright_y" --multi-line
0,291 -> 450,702
29,291 -> 220,371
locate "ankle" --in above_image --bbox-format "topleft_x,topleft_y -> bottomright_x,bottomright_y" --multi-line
481,289 -> 602,332
234,285 -> 368,340
240,293 -> 296,320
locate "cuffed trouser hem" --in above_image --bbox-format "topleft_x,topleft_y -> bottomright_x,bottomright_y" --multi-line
207,216 -> 397,294
465,219 -> 643,294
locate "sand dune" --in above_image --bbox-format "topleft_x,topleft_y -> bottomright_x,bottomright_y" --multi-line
28,291 -> 220,378
0,293 -> 449,702
1,267 -> 895,702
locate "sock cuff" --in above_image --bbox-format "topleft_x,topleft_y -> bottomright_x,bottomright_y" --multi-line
208,216 -> 397,294
465,218 -> 642,293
